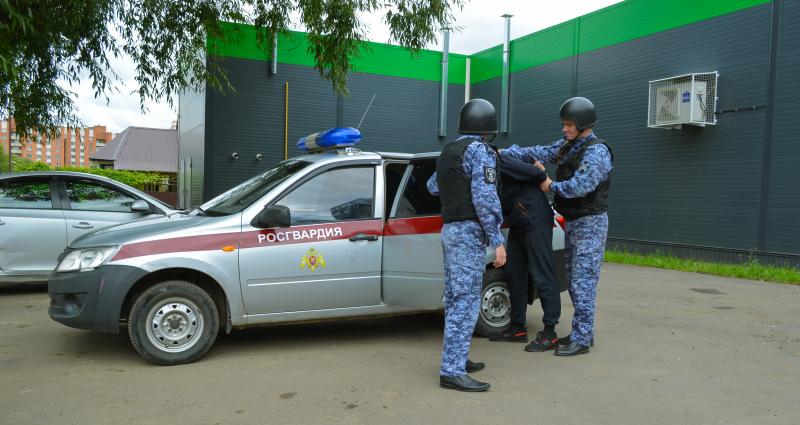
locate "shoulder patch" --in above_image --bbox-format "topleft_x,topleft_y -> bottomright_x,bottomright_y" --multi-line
484,166 -> 497,184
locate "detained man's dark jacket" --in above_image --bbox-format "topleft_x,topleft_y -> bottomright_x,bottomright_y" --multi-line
498,155 -> 554,229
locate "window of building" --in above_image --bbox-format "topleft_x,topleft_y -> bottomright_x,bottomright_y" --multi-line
89,129 -> 94,137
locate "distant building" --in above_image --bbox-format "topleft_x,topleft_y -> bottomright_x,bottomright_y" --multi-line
91,126 -> 178,173
90,126 -> 179,206
0,118 -> 113,167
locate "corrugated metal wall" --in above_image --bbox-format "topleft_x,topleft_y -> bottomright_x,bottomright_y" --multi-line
204,60 -> 337,199
471,1 -> 799,265
203,59 -> 464,199
177,83 -> 206,209
766,0 -> 800,256
188,0 -> 800,266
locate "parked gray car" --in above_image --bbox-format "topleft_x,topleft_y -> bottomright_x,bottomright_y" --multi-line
0,171 -> 178,283
48,150 -> 566,365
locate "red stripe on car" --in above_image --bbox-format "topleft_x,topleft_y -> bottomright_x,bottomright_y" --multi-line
383,216 -> 443,236
112,232 -> 240,261
112,220 -> 385,261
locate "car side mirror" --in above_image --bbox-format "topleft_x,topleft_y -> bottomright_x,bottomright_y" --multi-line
131,199 -> 153,213
251,204 -> 291,228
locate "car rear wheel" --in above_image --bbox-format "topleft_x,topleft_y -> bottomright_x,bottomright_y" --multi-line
128,280 -> 219,365
474,268 -> 511,338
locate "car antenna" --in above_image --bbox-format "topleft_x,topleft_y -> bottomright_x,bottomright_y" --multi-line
356,94 -> 376,129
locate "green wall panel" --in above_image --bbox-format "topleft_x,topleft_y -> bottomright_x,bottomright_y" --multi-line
208,22 -> 467,84
470,0 -> 771,83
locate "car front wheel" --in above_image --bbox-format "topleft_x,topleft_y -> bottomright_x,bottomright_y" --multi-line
128,280 -> 219,365
474,268 -> 511,338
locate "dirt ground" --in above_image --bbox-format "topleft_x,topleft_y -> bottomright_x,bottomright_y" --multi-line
1,263 -> 799,425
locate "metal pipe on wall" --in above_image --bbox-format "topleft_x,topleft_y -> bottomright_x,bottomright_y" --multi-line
271,36 -> 278,75
438,28 -> 450,138
464,57 -> 471,104
500,14 -> 513,133
284,82 -> 288,160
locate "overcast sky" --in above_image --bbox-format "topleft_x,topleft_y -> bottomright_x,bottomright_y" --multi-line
70,0 -> 621,133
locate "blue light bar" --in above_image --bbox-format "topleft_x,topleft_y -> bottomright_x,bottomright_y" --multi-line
297,127 -> 362,152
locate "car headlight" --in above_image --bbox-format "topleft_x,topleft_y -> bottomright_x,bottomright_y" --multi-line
56,247 -> 119,273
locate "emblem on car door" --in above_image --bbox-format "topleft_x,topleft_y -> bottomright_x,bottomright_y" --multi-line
300,248 -> 326,272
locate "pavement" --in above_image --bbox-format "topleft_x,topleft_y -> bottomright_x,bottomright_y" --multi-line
1,263 -> 799,425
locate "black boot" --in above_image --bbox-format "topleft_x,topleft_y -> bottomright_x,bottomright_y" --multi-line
465,359 -> 485,373
554,341 -> 590,356
524,331 -> 559,352
488,326 -> 528,343
557,334 -> 594,347
440,375 -> 490,392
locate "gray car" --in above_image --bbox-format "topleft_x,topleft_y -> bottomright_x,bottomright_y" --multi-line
0,171 -> 178,283
48,150 -> 566,365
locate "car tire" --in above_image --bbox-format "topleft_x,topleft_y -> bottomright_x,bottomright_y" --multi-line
474,268 -> 511,338
128,280 -> 219,366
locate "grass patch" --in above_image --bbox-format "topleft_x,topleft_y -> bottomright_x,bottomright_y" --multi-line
604,250 -> 800,285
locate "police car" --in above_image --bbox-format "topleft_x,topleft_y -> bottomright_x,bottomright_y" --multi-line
48,128 -> 567,365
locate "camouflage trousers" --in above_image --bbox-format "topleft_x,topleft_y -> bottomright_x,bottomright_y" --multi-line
564,212 -> 608,347
440,220 -> 486,377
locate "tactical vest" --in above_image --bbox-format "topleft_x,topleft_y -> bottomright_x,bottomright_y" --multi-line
437,137 -> 492,223
554,137 -> 613,220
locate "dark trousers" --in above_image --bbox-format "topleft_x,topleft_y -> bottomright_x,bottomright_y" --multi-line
505,222 -> 561,329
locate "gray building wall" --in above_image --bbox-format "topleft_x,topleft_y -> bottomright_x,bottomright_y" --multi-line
177,83 -> 206,209
187,1 -> 799,266
471,2 -> 799,265
766,0 -> 800,256
203,57 -> 464,200
204,59 -> 337,199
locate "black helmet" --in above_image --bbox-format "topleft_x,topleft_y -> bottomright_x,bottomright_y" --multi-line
559,97 -> 597,130
459,98 -> 498,135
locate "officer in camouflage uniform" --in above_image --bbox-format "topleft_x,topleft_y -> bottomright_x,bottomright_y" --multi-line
427,98 -> 506,391
503,97 -> 613,356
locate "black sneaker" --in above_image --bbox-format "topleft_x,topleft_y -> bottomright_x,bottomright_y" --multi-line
557,335 -> 594,347
524,331 -> 559,352
489,327 -> 528,342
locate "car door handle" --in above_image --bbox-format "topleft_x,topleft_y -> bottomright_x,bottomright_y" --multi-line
72,222 -> 94,230
349,233 -> 378,242
0,219 -> 5,225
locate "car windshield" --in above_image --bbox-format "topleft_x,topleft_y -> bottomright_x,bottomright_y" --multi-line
200,159 -> 311,216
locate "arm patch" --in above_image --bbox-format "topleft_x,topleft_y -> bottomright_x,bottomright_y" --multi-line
484,166 -> 497,184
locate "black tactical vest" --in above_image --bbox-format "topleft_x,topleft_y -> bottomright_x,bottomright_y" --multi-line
437,137 -> 491,223
554,137 -> 613,220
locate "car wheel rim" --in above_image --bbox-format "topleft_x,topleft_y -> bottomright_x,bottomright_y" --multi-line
480,283 -> 511,328
146,297 -> 204,353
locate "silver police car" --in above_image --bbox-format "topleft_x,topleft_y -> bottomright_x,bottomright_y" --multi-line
48,148 -> 566,365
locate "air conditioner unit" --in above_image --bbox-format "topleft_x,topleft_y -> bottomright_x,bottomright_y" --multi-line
648,72 -> 718,129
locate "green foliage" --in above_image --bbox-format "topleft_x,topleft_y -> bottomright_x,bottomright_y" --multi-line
1,0 -> 463,137
11,160 -> 166,189
604,250 -> 800,285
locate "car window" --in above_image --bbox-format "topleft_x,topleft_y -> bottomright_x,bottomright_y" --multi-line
393,160 -> 441,218
66,180 -> 137,212
0,178 -> 53,209
384,163 -> 408,217
274,166 -> 375,225
202,159 -> 311,216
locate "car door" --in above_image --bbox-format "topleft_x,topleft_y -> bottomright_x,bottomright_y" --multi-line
60,176 -> 151,243
239,164 -> 384,315
0,176 -> 67,278
381,157 -> 445,309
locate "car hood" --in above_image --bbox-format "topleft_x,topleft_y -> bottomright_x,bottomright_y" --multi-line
69,213 -> 215,249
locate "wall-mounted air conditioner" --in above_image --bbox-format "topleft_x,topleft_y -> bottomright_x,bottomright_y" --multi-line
648,72 -> 718,129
